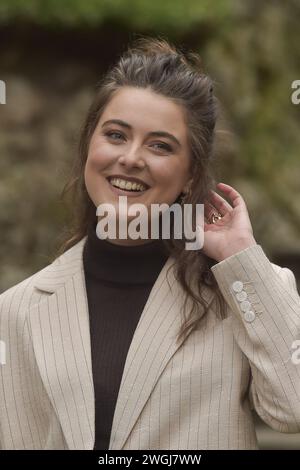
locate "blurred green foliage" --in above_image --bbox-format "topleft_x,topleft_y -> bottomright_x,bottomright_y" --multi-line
0,0 -> 231,30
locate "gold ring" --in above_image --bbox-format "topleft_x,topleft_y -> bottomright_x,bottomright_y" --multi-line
210,212 -> 222,224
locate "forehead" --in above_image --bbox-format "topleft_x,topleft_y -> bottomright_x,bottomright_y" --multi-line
99,86 -> 187,140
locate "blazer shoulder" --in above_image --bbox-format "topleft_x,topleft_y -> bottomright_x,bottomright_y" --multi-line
0,237 -> 87,321
0,263 -> 53,321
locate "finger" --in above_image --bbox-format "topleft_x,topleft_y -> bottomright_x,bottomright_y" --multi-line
216,182 -> 246,210
203,201 -> 219,221
208,189 -> 233,215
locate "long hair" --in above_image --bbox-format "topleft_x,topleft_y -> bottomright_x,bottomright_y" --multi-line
55,35 -> 228,345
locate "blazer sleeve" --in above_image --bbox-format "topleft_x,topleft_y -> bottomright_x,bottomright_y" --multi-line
210,244 -> 300,433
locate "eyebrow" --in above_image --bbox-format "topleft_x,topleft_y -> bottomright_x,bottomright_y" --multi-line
101,119 -> 181,148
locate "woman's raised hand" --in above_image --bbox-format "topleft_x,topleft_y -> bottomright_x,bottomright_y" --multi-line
202,182 -> 257,262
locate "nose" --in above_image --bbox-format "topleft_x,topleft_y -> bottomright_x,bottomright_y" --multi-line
118,144 -> 146,169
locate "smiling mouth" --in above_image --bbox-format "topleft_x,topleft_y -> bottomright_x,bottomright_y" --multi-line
107,177 -> 149,194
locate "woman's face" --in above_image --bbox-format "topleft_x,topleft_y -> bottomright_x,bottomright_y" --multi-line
84,86 -> 192,242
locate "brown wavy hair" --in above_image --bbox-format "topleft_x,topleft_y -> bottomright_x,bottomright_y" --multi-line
55,35 -> 227,345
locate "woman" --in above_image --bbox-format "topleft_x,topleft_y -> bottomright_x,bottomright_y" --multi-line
0,37 -> 299,450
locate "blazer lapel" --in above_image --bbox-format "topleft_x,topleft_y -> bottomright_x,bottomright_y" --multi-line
27,238 -> 95,450
27,236 -> 214,450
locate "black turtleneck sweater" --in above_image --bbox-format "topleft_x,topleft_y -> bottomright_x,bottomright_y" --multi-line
82,222 -> 169,450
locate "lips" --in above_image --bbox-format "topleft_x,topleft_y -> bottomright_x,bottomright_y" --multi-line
106,175 -> 150,189
106,178 -> 149,197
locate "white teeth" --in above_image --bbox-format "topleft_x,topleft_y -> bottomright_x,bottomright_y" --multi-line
110,178 -> 146,192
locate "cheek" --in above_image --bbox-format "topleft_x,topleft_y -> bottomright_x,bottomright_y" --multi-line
152,160 -> 189,189
87,137 -> 116,169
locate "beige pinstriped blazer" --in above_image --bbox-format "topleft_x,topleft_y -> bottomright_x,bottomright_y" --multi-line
0,238 -> 300,450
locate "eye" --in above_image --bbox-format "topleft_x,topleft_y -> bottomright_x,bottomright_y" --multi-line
151,142 -> 172,152
105,131 -> 125,141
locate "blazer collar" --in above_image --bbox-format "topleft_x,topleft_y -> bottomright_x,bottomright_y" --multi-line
28,236 -> 214,450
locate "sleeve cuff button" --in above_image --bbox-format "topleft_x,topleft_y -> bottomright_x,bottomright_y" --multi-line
236,291 -> 248,302
244,310 -> 256,323
232,281 -> 244,292
240,300 -> 252,312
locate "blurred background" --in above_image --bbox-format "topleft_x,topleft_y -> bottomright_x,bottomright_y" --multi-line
0,0 -> 299,449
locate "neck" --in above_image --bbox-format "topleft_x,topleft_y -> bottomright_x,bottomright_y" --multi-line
83,221 -> 170,284
96,215 -> 163,247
